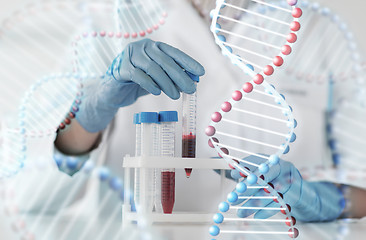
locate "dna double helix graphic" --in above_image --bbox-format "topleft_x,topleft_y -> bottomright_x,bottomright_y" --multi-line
286,1 -> 366,189
283,1 -> 364,102
206,0 -> 302,238
0,0 -> 166,177
0,158 -> 130,240
114,0 -> 167,38
299,2 -> 366,181
0,0 -> 93,178
328,93 -> 366,173
74,0 -> 167,75
0,0 -> 167,239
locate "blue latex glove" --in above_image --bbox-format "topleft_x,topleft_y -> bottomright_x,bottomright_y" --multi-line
231,155 -> 345,222
77,38 -> 205,133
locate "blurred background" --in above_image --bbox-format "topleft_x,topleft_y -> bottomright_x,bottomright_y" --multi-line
1,1 -> 366,240
2,0 -> 366,53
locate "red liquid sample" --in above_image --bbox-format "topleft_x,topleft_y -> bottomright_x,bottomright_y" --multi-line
182,134 -> 196,178
161,171 -> 175,214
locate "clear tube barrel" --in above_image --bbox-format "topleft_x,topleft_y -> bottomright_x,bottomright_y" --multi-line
138,112 -> 159,214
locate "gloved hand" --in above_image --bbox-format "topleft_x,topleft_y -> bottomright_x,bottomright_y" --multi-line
76,38 -> 205,133
230,155 -> 345,222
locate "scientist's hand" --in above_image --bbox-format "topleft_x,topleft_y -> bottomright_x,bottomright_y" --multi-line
76,38 -> 205,133
230,156 -> 345,222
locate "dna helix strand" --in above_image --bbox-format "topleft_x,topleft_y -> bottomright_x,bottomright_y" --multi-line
206,0 -> 302,238
0,158 -> 130,240
294,2 -> 366,175
14,73 -> 83,169
0,0 -> 89,178
328,93 -> 366,178
0,1 -> 168,239
114,0 -> 167,38
0,0 -> 124,178
283,1 -> 364,101
243,0 -> 366,176
285,1 -> 366,185
248,1 -> 366,189
73,0 -> 167,76
275,1 -> 366,184
0,0 -> 167,178
71,0 -> 168,227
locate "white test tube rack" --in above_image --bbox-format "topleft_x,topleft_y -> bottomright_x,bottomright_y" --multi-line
122,155 -> 231,226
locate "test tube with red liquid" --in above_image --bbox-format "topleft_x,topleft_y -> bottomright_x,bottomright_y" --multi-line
182,73 -> 199,178
159,111 -> 178,214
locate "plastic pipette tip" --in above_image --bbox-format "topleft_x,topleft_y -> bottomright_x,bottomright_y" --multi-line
185,168 -> 192,178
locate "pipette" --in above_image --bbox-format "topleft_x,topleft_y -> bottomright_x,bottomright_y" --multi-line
182,72 -> 199,178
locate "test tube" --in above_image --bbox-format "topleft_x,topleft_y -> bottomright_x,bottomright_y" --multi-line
133,113 -> 141,207
159,111 -> 178,214
138,112 -> 159,214
182,73 -> 199,178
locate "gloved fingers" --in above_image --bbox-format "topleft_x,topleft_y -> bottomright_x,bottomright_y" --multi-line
231,156 -> 278,206
156,41 -> 205,76
231,155 -> 281,183
253,200 -> 280,219
131,68 -> 161,96
145,45 -> 196,94
232,163 -> 291,210
231,177 -> 271,206
259,160 -> 299,188
236,190 -> 273,218
132,54 -> 181,99
230,155 -> 266,180
231,186 -> 261,206
251,183 -> 293,219
230,155 -> 296,212
117,45 -> 164,97
265,164 -> 302,206
263,162 -> 292,189
246,187 -> 288,220
238,155 -> 268,169
279,169 -> 303,206
252,186 -> 300,220
253,169 -> 303,219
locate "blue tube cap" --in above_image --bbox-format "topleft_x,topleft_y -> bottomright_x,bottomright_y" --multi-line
139,112 -> 159,123
133,113 -> 140,124
159,111 -> 178,122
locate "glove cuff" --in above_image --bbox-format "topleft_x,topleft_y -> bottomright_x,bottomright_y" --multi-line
75,90 -> 119,133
